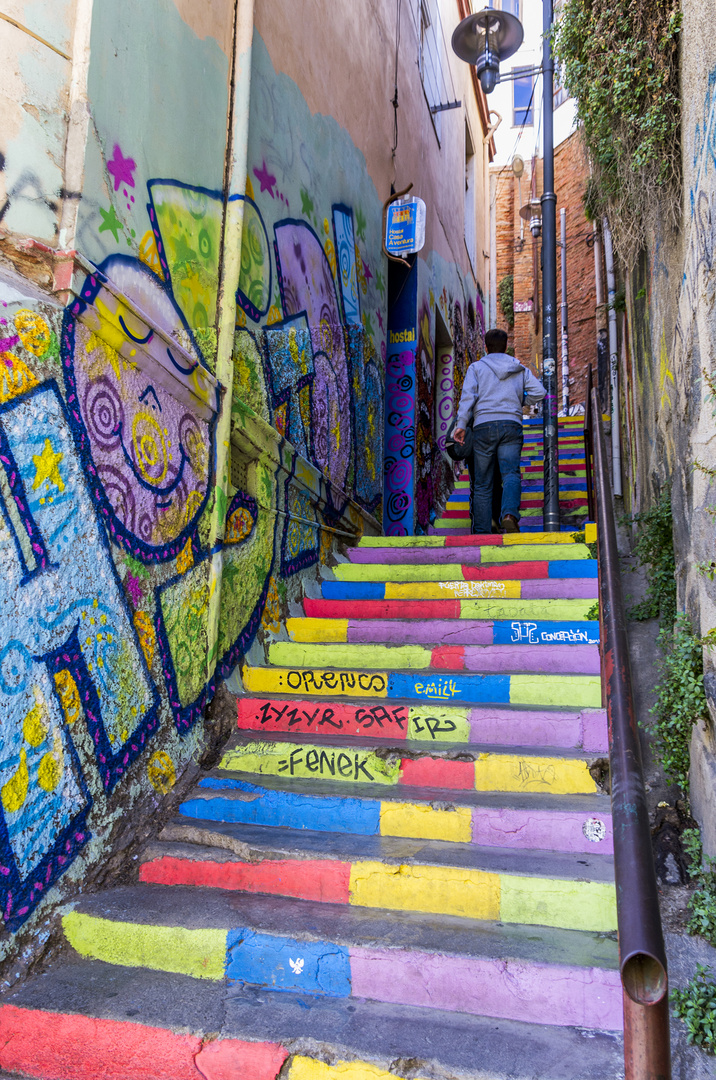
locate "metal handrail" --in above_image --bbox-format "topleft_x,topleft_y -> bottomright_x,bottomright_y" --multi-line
590,387 -> 671,1079
583,365 -> 596,522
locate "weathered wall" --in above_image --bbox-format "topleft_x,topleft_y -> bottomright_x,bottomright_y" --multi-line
0,0 -> 490,967
620,0 -> 716,850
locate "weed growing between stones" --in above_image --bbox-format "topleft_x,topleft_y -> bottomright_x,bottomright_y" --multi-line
672,965 -> 716,1053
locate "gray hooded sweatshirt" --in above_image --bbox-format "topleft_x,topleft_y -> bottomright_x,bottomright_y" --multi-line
455,352 -> 546,429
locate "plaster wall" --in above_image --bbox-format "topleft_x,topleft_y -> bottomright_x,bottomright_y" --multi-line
0,0 -> 77,239
621,0 -> 716,850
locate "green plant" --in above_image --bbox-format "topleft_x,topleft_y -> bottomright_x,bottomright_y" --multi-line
648,614 -> 708,792
586,601 -> 599,621
626,493 -> 677,625
681,826 -> 716,946
498,274 -> 514,329
672,966 -> 716,1052
553,0 -> 682,265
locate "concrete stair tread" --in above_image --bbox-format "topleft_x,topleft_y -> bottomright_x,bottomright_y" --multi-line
209,762 -> 609,805
223,730 -> 605,762
166,815 -> 616,881
0,956 -> 624,1080
70,882 -> 618,969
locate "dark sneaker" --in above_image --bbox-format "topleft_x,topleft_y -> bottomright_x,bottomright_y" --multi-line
501,514 -> 520,533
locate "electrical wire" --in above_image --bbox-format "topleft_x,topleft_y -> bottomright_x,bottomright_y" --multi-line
489,72 -> 539,212
391,0 -> 403,162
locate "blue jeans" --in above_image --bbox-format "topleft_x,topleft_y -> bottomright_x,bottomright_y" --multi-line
470,420 -> 523,534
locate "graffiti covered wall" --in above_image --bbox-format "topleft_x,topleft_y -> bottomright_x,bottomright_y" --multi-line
0,0 -> 489,960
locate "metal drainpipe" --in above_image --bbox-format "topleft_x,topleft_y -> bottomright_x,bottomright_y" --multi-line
204,0 -> 256,685
602,217 -> 622,497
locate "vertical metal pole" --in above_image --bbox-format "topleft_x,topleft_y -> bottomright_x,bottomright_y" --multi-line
602,216 -> 622,497
560,207 -> 569,416
541,0 -> 559,531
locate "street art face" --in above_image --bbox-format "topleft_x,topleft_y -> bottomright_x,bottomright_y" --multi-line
63,256 -> 218,562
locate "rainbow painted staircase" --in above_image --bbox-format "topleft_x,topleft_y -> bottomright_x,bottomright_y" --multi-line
0,422 -> 626,1080
433,414 -> 589,534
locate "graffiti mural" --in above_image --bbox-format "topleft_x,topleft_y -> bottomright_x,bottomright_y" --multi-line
0,380 -> 160,929
62,255 -> 220,563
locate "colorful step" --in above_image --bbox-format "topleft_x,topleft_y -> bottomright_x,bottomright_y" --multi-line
181,776 -> 613,856
236,698 -> 609,753
242,666 -> 603,709
268,640 -> 601,674
320,580 -> 597,601
59,894 -> 621,1028
286,617 -> 599,647
332,560 -> 597,581
303,596 -> 598,621
218,740 -> 601,795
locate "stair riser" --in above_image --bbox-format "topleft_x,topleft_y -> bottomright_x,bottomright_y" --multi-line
236,699 -> 608,753
0,1005 -> 289,1080
219,743 -> 599,795
347,546 -> 583,564
357,532 -> 587,548
243,667 -> 603,710
321,581 -> 598,601
304,598 -> 597,621
333,561 -> 597,582
288,618 -> 599,647
269,641 -> 601,675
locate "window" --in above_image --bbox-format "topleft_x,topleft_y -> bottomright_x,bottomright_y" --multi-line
554,63 -> 569,108
487,0 -> 521,17
419,0 -> 441,135
464,121 -> 476,272
512,67 -> 534,127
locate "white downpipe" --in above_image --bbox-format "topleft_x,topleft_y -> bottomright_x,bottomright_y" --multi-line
602,217 -> 622,497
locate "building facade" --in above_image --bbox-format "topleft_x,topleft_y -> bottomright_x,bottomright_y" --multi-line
0,0 -> 491,964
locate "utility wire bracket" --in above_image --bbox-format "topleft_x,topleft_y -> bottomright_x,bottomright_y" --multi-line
430,99 -> 462,113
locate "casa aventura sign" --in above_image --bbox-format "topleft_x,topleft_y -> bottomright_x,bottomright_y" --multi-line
385,196 -> 426,256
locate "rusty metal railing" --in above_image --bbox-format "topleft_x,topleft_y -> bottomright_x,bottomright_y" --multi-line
590,386 -> 671,1080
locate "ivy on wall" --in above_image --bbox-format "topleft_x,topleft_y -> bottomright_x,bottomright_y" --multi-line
553,0 -> 682,264
498,274 -> 514,329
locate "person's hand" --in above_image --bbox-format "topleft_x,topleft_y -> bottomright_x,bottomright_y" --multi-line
452,428 -> 465,444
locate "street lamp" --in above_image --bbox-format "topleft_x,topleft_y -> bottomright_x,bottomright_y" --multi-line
451,8 -> 523,95
519,198 -> 543,239
452,1 -> 560,532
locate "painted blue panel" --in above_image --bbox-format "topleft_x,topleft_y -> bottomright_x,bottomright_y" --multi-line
332,206 -> 361,326
384,258 -> 417,537
492,620 -> 600,645
548,560 -> 598,578
321,581 -> 386,600
449,490 -> 470,502
180,784 -> 381,835
226,928 -> 352,996
388,672 -> 510,704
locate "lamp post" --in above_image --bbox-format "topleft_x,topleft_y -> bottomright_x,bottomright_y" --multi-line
452,4 -> 560,532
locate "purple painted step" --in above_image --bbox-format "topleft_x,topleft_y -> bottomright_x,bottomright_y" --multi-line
349,949 -> 622,1031
469,707 -> 607,753
462,644 -> 600,675
522,579 -> 597,599
471,806 -> 613,855
348,619 -> 494,644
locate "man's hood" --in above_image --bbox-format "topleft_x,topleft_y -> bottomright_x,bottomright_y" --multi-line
480,352 -> 524,379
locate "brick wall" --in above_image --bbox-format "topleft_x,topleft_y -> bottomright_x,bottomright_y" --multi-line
491,131 -> 599,413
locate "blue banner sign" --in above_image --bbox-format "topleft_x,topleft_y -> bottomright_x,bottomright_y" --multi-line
385,197 -> 426,256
